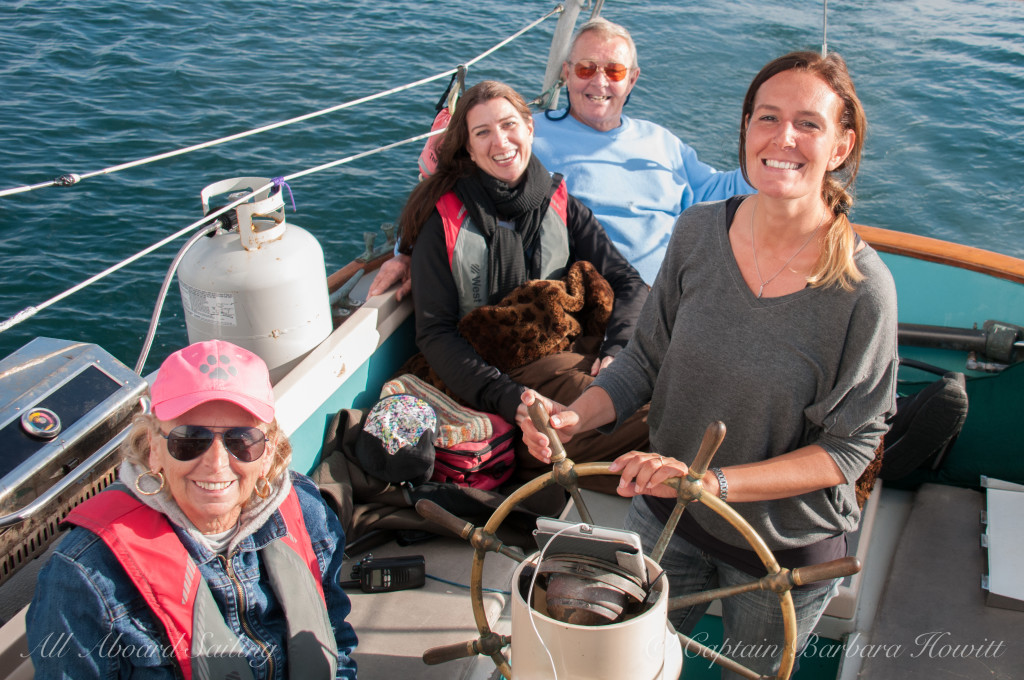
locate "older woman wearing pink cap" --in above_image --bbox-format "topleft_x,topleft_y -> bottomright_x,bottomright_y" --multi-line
27,340 -> 358,679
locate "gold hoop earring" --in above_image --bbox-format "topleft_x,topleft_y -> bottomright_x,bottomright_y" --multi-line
254,476 -> 271,499
135,469 -> 165,496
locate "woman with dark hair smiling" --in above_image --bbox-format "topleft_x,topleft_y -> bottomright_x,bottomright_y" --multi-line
400,79 -> 650,483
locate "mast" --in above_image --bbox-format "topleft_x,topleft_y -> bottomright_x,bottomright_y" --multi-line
539,0 -> 596,110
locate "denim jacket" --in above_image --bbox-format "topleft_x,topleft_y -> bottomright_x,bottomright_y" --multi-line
26,472 -> 358,679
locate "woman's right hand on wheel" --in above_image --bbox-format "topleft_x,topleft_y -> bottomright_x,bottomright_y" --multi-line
518,390 -> 579,464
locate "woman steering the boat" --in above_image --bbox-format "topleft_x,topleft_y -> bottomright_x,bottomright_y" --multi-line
521,51 -> 898,676
399,79 -> 650,483
27,340 -> 358,679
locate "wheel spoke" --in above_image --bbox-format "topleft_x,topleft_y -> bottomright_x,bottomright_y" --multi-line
651,501 -> 686,564
415,499 -> 526,562
526,400 -> 594,524
676,631 -> 765,680
667,556 -> 860,611
651,421 -> 727,563
422,634 -> 511,665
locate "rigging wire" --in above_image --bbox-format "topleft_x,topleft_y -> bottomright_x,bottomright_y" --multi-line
0,128 -> 442,342
0,5 -> 563,342
0,5 -> 559,200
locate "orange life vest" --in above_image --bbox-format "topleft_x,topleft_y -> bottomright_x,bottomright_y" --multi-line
65,486 -> 331,680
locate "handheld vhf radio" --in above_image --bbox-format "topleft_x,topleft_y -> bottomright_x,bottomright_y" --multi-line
341,554 -> 426,593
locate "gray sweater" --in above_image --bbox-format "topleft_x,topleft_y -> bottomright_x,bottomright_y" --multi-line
595,199 -> 898,550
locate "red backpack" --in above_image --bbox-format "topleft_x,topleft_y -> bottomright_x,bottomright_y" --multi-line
379,374 -> 517,491
431,412 -> 515,491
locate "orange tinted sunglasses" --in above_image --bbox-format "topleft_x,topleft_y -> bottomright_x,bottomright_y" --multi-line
571,60 -> 630,82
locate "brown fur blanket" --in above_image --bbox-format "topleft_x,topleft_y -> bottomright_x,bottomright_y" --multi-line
856,442 -> 885,509
401,260 -> 614,395
459,259 -> 613,373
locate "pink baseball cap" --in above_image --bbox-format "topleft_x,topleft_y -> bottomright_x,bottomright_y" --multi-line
151,340 -> 275,423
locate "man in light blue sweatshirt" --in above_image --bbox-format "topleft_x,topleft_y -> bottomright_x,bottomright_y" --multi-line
532,17 -> 753,284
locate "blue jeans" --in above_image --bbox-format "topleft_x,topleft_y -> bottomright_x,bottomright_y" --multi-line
625,499 -> 838,679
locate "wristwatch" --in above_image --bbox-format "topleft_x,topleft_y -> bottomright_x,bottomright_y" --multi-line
709,466 -> 728,501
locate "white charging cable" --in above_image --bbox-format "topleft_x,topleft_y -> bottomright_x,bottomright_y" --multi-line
526,521 -> 587,680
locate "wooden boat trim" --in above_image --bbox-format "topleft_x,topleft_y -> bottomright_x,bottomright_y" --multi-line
855,224 -> 1024,285
326,252 -> 393,294
327,228 -> 1024,289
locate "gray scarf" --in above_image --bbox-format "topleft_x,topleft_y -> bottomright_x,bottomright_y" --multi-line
119,459 -> 292,556
453,154 -> 562,304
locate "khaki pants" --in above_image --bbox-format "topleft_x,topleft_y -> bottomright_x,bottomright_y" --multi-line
509,340 -> 650,494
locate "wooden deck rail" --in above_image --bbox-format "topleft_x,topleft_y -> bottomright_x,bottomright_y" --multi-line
855,224 -> 1024,285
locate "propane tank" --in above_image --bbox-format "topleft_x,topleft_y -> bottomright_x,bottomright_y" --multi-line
178,177 -> 332,384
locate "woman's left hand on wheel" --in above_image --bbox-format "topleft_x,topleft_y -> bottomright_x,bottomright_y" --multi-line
609,451 -> 689,498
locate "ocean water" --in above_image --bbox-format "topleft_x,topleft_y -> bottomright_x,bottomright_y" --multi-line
1,0 -> 1022,372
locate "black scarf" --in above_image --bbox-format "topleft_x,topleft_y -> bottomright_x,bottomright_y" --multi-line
454,154 -> 562,304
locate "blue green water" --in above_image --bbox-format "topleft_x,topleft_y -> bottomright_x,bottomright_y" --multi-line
2,0 -> 1022,372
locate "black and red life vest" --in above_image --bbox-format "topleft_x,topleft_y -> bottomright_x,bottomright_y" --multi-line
437,181 -> 570,318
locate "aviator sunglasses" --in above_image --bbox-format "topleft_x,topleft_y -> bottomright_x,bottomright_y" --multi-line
160,425 -> 267,462
571,60 -> 630,82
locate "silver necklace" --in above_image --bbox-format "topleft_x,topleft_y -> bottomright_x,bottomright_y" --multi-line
749,199 -> 828,298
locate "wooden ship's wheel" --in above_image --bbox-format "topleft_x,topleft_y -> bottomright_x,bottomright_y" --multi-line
417,404 -> 860,680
